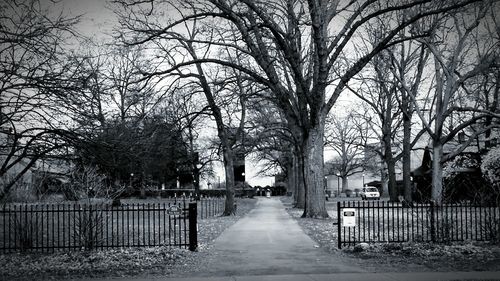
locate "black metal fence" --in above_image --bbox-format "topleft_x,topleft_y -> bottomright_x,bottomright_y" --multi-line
151,196 -> 225,219
337,201 -> 500,248
198,196 -> 225,219
0,197 -> 225,253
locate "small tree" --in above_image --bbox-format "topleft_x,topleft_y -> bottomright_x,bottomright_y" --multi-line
68,165 -> 123,202
68,165 -> 126,250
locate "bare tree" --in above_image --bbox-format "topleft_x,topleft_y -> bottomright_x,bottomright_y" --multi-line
325,113 -> 367,193
349,47 -> 404,202
359,21 -> 430,203
389,41 -> 429,205
114,0 -> 483,217
114,6 -> 251,214
468,9 -> 500,149
411,2 -> 499,204
60,43 -> 110,131
161,86 -> 217,199
106,45 -> 159,121
247,99 -> 305,206
0,0 -> 80,199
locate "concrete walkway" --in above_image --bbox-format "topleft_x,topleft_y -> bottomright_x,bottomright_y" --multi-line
194,197 -> 362,277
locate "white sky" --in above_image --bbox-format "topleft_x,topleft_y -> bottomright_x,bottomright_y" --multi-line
60,0 -> 116,38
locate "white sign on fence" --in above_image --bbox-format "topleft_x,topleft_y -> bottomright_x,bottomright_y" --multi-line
342,208 -> 356,227
167,205 -> 183,215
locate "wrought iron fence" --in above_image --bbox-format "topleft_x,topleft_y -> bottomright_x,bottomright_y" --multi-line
198,196 -> 225,219
0,200 -> 206,252
337,201 -> 500,248
146,196 -> 225,219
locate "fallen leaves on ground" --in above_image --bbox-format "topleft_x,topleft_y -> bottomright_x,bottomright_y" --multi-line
282,197 -> 500,272
342,242 -> 500,272
0,198 -> 257,280
0,247 -> 193,280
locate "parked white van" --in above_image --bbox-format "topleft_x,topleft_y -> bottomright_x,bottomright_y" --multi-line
360,187 -> 380,200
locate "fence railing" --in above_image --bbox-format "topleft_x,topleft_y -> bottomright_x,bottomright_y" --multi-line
337,201 -> 500,249
148,196 -> 225,219
0,197 -> 228,253
198,196 -> 225,219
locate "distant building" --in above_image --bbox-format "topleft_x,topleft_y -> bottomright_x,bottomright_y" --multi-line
410,123 -> 499,203
0,125 -> 78,201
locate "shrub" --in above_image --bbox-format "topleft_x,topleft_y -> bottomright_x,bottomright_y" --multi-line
10,210 -> 42,251
436,218 -> 455,244
72,205 -> 105,250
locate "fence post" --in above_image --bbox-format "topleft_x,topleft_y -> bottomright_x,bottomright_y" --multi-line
337,201 -> 342,249
430,201 -> 436,243
188,202 -> 198,251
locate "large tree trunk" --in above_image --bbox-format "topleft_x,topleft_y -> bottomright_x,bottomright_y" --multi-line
291,152 -> 298,202
222,147 -> 236,215
383,132 -> 398,202
387,159 -> 398,202
302,121 -> 328,218
380,165 -> 388,197
341,177 -> 349,193
192,59 -> 237,215
287,152 -> 295,199
402,115 -> 413,205
431,141 -> 444,205
295,152 -> 305,208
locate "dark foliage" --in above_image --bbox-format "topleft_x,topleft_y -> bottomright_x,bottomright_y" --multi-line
74,116 -> 189,192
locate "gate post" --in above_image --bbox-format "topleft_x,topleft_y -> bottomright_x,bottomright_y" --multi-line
430,201 -> 436,243
189,202 -> 198,251
337,201 -> 342,249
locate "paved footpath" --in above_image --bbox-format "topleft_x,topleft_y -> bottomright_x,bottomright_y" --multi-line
78,197 -> 500,281
194,197 -> 362,276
